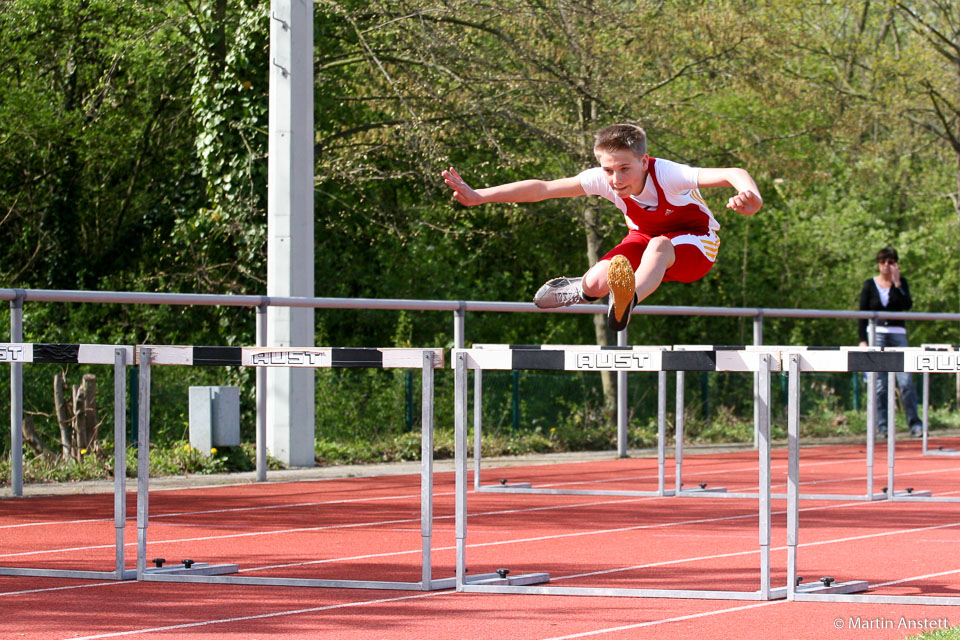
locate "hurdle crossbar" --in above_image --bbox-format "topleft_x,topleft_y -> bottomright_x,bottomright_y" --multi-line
454,346 -> 784,600
134,345 -> 501,591
0,343 -> 134,581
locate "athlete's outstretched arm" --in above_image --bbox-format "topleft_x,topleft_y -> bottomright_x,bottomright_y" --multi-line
442,167 -> 585,207
698,167 -> 763,216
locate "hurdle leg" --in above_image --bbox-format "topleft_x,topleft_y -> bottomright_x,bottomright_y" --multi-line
675,371 -> 685,495
786,355 -> 800,600
922,371 -> 929,454
455,353 -> 468,590
887,372 -> 895,498
114,348 -> 128,580
420,351 -> 435,589
473,369 -> 482,491
757,354 -> 771,599
657,370 -> 666,495
136,347 -> 151,580
866,371 -> 876,499
9,296 -> 23,497
617,330 -> 628,458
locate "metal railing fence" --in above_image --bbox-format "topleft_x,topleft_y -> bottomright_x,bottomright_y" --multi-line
5,286 -> 960,496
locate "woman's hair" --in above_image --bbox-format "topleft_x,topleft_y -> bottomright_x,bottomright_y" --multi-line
876,247 -> 899,263
594,124 -> 647,159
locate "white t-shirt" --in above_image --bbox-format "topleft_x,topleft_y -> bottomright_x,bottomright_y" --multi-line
578,158 -> 720,231
873,277 -> 907,335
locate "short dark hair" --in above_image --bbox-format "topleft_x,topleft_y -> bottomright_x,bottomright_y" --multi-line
594,124 -> 647,159
876,247 -> 899,263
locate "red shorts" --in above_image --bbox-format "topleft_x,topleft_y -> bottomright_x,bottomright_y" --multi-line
601,229 -> 719,283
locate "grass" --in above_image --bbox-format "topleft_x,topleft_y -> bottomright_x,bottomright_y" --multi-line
0,441 -> 285,485
912,627 -> 960,639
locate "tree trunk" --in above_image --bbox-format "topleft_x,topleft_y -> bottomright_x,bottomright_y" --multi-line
53,372 -> 72,459
80,374 -> 97,449
22,415 -> 52,456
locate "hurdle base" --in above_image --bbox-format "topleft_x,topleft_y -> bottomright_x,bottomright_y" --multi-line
891,489 -> 933,498
142,562 -> 238,577
792,579 -> 869,596
925,448 -> 959,456
774,492 -> 888,501
460,571 -> 551,587
479,482 -> 533,490
676,486 -> 728,496
0,567 -> 136,581
478,485 -> 676,497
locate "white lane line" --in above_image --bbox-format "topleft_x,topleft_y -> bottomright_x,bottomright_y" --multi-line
0,581 -> 120,597
539,601 -> 783,639
59,591 -> 446,640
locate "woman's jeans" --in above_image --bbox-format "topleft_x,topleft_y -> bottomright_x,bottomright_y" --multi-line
873,332 -> 923,434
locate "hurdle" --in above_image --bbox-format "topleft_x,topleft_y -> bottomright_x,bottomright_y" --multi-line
674,345 -> 889,501
454,346 -> 791,600
466,344 -> 689,497
786,347 -> 960,606
134,344 -> 505,590
0,343 -> 136,581
919,344 -> 960,457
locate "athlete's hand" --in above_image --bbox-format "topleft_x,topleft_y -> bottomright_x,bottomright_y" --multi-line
442,167 -> 485,207
727,190 -> 762,216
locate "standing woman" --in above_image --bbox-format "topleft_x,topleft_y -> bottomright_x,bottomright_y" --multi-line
858,247 -> 924,437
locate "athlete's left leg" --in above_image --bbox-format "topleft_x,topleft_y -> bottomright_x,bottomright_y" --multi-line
632,237 -> 676,303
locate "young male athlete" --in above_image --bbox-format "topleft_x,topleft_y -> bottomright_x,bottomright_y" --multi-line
441,123 -> 763,330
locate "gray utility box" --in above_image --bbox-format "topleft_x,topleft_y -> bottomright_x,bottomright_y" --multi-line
189,386 -> 240,452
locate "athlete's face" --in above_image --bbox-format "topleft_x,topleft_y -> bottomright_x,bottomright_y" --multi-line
595,148 -> 649,197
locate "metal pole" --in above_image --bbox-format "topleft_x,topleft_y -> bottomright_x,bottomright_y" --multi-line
473,370 -> 482,492
453,303 -> 465,349
675,371 -> 685,495
657,370 -> 666,495
136,347 -> 151,580
454,352 -> 468,590
866,325 -> 875,498
420,351 -> 435,589
9,293 -> 23,497
758,354 -> 771,599
887,371 -> 896,498
617,329 -> 628,458
922,371 -> 930,454
113,348 -> 127,579
255,303 -> 267,482
786,354 -> 800,600
753,314 -> 763,449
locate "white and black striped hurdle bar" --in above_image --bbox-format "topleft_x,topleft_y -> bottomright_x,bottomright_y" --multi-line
1,342 -> 134,581
453,347 -> 783,600
136,345 -> 443,369
134,345 -> 498,591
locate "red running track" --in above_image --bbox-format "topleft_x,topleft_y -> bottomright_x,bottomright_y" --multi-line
2,439 -> 960,639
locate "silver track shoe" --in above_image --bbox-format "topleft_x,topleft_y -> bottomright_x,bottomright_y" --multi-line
534,277 -> 584,309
